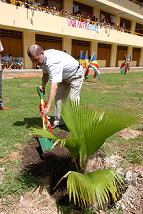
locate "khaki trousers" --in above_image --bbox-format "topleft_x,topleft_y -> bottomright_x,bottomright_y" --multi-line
54,68 -> 84,126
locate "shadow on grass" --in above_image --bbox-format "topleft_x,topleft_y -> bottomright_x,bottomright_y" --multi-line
21,139 -> 75,192
19,137 -> 125,214
18,173 -> 42,191
21,138 -> 78,212
13,117 -> 42,128
13,116 -> 69,132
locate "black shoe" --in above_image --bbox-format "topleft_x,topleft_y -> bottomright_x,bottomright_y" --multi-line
52,124 -> 65,129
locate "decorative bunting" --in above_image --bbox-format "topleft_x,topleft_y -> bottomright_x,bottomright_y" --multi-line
119,53 -> 132,75
79,51 -> 100,80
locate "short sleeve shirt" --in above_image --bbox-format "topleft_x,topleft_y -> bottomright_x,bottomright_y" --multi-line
41,49 -> 80,83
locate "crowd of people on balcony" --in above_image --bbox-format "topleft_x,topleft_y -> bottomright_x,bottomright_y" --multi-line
0,0 -> 133,34
0,53 -> 23,69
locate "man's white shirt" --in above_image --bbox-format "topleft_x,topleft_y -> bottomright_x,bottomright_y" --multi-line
41,49 -> 82,83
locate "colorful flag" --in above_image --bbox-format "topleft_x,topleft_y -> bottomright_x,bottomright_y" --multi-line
119,62 -> 126,74
84,67 -> 89,80
128,53 -> 132,61
83,51 -> 90,79
79,50 -> 84,66
84,51 -> 89,69
89,53 -> 100,80
120,53 -> 132,74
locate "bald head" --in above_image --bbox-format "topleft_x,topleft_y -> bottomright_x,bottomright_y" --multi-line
27,44 -> 44,58
27,44 -> 45,66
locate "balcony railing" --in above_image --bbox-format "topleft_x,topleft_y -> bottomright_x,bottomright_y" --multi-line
129,0 -> 143,7
1,1 -> 143,37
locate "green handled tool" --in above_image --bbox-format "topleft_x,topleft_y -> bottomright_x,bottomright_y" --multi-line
37,87 -> 53,153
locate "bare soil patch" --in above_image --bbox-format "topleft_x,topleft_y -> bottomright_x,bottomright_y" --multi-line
1,128 -> 143,213
20,135 -> 143,213
0,152 -> 20,164
118,128 -> 143,140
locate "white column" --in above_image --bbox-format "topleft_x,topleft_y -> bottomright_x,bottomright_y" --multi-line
62,37 -> 72,55
23,30 -> 35,69
115,15 -> 120,25
110,44 -> 117,67
131,21 -> 136,34
64,0 -> 73,14
127,46 -> 133,57
139,48 -> 143,66
91,41 -> 98,58
93,7 -> 100,21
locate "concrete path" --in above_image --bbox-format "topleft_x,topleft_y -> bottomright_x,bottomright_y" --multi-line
3,69 -> 42,79
2,67 -> 143,79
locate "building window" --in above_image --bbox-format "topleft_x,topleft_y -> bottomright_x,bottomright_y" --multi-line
36,34 -> 62,50
0,29 -> 23,57
73,1 -> 93,18
0,29 -> 22,39
100,10 -> 115,26
135,23 -> 143,36
72,39 -> 90,59
97,43 -> 111,67
120,18 -> 131,33
72,40 -> 90,47
42,0 -> 63,10
36,34 -> 62,43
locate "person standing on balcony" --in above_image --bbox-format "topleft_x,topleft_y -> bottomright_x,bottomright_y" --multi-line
27,44 -> 84,128
0,40 -> 9,110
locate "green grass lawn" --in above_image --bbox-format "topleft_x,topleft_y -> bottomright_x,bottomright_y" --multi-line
0,72 -> 143,197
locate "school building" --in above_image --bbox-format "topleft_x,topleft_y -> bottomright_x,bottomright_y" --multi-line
0,0 -> 143,69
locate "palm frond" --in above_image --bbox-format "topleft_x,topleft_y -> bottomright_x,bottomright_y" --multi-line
30,127 -> 58,140
59,169 -> 123,208
61,101 -> 139,167
87,170 -> 123,207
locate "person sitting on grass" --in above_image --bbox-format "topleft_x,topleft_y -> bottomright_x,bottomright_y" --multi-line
7,53 -> 14,70
14,55 -> 23,69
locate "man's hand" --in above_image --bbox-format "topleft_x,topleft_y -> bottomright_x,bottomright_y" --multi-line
40,83 -> 58,118
40,104 -> 50,118
39,85 -> 45,93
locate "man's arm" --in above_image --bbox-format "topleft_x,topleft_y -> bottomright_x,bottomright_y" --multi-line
41,73 -> 49,89
44,82 -> 58,115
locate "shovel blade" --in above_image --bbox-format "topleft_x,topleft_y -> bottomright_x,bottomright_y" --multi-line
38,137 -> 53,153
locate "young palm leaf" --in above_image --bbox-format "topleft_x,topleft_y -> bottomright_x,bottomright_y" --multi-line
30,101 -> 139,209
55,169 -> 123,208
61,101 -> 139,168
30,127 -> 58,141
